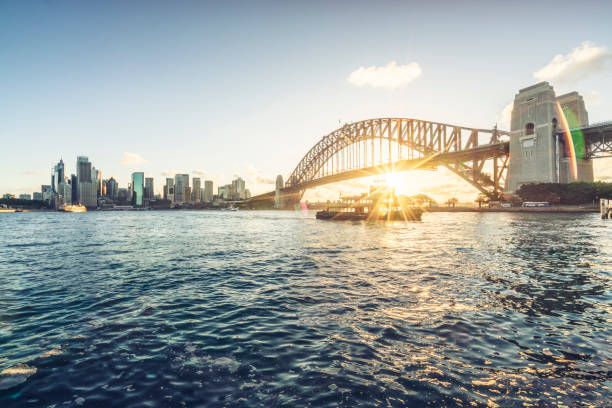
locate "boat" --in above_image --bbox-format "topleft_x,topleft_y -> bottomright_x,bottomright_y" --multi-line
316,187 -> 423,221
58,205 -> 87,213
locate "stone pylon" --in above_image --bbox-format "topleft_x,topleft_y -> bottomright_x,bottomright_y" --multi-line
505,82 -> 593,193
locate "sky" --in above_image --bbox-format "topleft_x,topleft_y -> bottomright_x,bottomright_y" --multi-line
1,0 -> 611,202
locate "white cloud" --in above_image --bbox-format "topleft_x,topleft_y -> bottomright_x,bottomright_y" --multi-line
161,171 -> 175,177
533,41 -> 611,84
121,152 -> 147,165
192,169 -> 208,176
21,170 -> 44,176
347,60 -> 422,89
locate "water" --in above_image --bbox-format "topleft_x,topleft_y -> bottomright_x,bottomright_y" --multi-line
0,211 -> 610,407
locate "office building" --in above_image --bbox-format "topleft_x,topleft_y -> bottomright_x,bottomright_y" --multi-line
232,177 -> 245,199
192,178 -> 201,202
204,180 -> 213,202
70,175 -> 78,204
184,186 -> 192,203
145,177 -> 154,199
106,177 -> 118,199
131,172 -> 144,206
164,178 -> 174,202
19,194 -> 31,200
117,188 -> 129,202
52,159 -> 65,193
92,167 -> 102,197
58,182 -> 71,205
174,174 -> 189,202
78,181 -> 97,208
33,192 -> 43,201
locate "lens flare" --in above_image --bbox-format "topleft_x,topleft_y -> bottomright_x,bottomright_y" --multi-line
555,102 -> 578,180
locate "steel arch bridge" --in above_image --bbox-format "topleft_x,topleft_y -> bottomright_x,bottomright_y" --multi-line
250,118 -> 511,204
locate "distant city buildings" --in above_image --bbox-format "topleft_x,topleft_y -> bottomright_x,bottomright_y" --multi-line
6,156 -> 255,210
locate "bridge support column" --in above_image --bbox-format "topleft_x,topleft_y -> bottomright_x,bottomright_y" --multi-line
506,82 -> 593,193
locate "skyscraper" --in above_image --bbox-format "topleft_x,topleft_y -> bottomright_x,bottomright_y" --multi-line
145,177 -> 154,199
70,175 -> 77,204
164,178 -> 174,201
174,174 -> 189,202
232,177 -> 246,199
76,156 -> 91,182
92,167 -> 102,198
204,180 -> 213,202
106,177 -> 118,199
52,159 -> 65,193
132,172 -> 144,206
192,178 -> 201,202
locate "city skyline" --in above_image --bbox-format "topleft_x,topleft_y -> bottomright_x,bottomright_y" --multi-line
2,1 -> 611,201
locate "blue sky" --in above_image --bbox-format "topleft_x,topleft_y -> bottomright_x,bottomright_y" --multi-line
1,0 -> 611,199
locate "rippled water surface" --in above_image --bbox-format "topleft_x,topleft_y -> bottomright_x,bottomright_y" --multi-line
0,210 -> 610,407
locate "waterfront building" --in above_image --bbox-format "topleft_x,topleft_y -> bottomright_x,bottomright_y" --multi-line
105,177 -> 118,199
33,192 -> 43,201
184,186 -> 192,203
92,167 -> 103,197
70,175 -> 78,204
3,193 -> 15,199
232,177 -> 245,200
192,178 -> 201,202
19,194 -> 31,200
131,172 -> 145,206
58,182 -> 72,205
76,156 -> 92,203
117,188 -> 129,202
174,174 -> 189,202
218,184 -> 232,200
145,177 -> 154,199
204,180 -> 213,202
164,178 -> 174,202
41,185 -> 53,202
78,181 -> 97,208
52,159 -> 65,193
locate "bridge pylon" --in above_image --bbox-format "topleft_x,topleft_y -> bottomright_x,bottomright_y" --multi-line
506,82 -> 593,193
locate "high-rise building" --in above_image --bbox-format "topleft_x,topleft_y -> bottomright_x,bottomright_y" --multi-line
204,180 -> 214,202
92,167 -> 103,197
218,184 -> 232,200
118,188 -> 129,202
33,192 -> 43,201
232,177 -> 246,199
41,185 -> 53,202
192,178 -> 201,202
174,174 -> 189,202
78,182 -> 97,208
164,178 -> 174,202
52,159 -> 65,193
76,156 -> 91,182
105,177 -> 118,199
184,186 -> 192,203
58,183 -> 72,205
19,194 -> 31,200
131,172 -> 145,206
70,174 -> 77,204
145,177 -> 154,199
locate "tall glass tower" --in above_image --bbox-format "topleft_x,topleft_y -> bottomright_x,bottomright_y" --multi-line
131,172 -> 144,206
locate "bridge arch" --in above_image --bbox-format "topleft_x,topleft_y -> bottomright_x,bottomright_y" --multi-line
284,118 -> 510,198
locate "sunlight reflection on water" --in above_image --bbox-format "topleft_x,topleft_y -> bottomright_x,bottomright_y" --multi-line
0,210 -> 610,407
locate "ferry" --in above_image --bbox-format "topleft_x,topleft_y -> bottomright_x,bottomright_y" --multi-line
58,205 -> 87,213
316,187 -> 422,221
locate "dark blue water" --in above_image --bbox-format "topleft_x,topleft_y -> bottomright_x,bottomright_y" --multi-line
0,211 -> 610,407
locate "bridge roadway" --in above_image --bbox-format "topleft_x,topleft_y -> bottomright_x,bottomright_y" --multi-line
562,121 -> 612,158
250,141 -> 509,201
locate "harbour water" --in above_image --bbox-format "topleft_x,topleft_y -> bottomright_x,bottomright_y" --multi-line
0,211 -> 610,407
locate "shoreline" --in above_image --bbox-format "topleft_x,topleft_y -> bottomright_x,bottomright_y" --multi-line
423,206 -> 598,213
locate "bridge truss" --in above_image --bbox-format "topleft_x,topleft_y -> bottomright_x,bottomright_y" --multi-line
283,118 -> 510,198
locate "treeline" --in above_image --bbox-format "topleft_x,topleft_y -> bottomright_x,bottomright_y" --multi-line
0,198 -> 51,209
516,182 -> 612,205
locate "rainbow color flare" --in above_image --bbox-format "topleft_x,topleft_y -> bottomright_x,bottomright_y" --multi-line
555,102 -> 578,180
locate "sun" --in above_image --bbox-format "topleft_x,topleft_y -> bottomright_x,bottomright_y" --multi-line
382,172 -> 416,195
